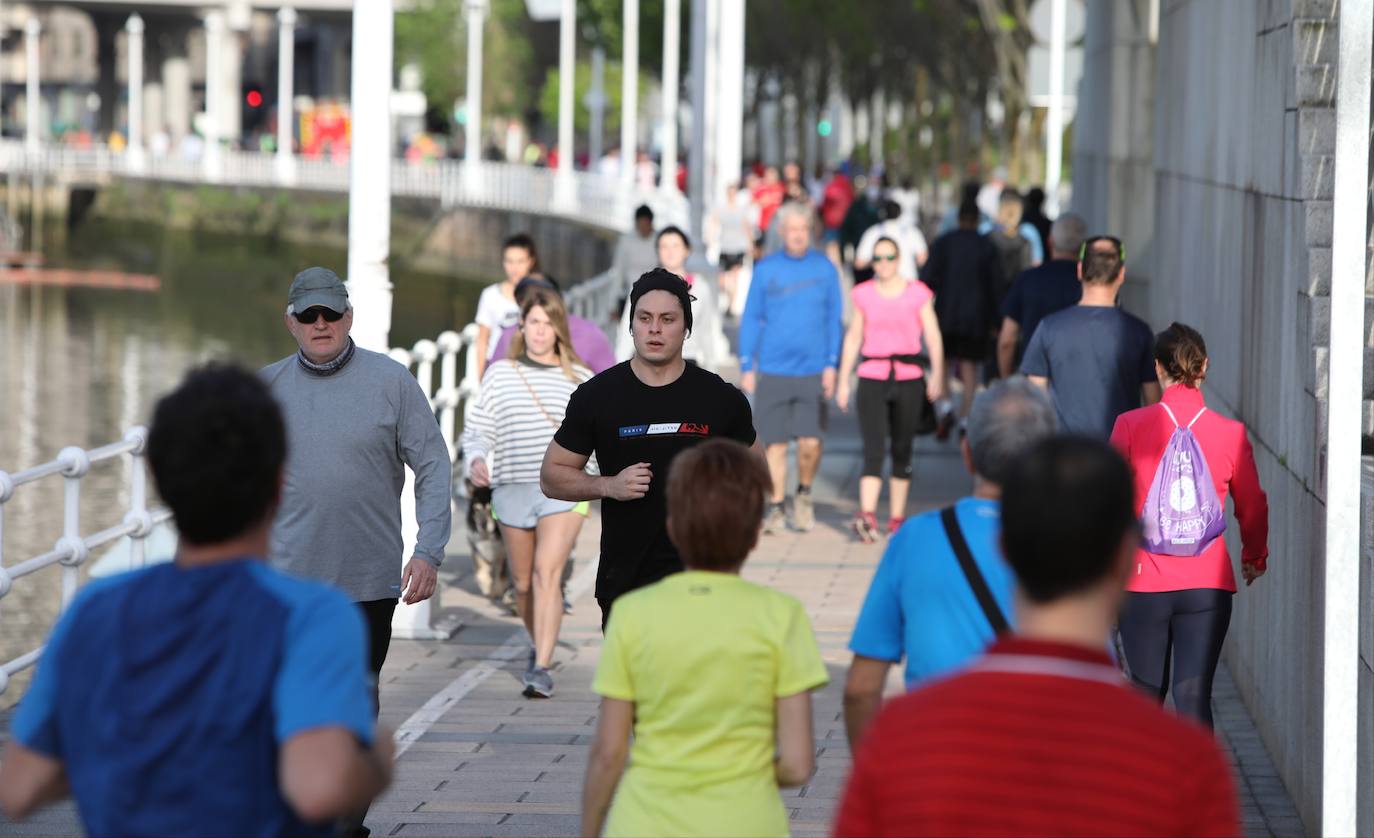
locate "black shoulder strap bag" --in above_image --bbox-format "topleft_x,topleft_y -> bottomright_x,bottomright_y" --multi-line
940,506 -> 1010,636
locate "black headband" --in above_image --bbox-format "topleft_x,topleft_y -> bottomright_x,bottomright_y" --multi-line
629,269 -> 695,334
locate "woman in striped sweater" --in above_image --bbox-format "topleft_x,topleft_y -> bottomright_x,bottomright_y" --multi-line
463,290 -> 594,698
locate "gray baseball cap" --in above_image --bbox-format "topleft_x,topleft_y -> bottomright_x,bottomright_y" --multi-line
287,266 -> 350,314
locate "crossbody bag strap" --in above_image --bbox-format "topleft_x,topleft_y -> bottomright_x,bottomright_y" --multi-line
510,362 -> 562,430
940,506 -> 1010,636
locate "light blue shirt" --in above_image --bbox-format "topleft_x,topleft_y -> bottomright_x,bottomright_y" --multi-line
849,497 -> 1014,688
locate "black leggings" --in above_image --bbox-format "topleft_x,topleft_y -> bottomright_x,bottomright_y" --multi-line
1117,589 -> 1233,729
857,377 -> 925,479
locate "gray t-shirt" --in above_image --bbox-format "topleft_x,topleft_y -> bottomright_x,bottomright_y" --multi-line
261,347 -> 453,602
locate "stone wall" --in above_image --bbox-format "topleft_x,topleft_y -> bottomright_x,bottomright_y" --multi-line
1073,0 -> 1368,832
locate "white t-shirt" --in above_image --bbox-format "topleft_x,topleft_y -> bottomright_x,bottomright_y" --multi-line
856,220 -> 929,281
475,283 -> 521,359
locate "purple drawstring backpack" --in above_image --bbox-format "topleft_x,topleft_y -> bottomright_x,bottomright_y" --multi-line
1140,404 -> 1226,556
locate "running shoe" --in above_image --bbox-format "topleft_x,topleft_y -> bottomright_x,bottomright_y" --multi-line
852,512 -> 880,544
886,516 -> 905,536
792,492 -> 815,532
763,503 -> 787,535
935,410 -> 957,442
523,666 -> 554,699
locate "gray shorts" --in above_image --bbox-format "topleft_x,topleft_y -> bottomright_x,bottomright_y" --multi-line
755,373 -> 829,446
491,483 -> 577,529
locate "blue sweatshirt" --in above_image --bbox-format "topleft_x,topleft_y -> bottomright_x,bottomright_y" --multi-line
739,247 -> 843,376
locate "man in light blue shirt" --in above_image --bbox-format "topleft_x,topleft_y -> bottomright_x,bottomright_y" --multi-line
842,377 -> 1057,748
739,201 -> 844,536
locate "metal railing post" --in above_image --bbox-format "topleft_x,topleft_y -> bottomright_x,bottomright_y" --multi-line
56,447 -> 91,609
124,427 -> 152,569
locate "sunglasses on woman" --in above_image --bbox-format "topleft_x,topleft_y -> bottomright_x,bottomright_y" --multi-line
293,307 -> 346,324
873,252 -> 899,262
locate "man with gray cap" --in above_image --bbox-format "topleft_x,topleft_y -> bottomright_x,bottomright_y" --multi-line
261,267 -> 452,716
841,376 -> 1056,748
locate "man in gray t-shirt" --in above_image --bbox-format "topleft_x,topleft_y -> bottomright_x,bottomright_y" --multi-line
261,267 -> 452,705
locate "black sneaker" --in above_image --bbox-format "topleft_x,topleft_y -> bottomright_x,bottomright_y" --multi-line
935,411 -> 956,442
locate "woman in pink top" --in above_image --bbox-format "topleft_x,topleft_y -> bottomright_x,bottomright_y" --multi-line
1109,323 -> 1269,728
837,236 -> 946,542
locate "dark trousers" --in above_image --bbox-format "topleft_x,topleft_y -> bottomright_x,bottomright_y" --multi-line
1117,588 -> 1233,729
356,598 -> 398,705
856,377 -> 926,479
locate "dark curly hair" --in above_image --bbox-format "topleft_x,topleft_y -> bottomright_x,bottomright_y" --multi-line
147,364 -> 285,545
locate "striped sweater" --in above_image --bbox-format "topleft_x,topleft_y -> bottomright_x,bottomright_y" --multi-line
462,357 -> 593,486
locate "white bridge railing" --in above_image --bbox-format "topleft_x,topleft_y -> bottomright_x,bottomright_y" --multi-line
0,269 -> 620,689
0,140 -> 691,234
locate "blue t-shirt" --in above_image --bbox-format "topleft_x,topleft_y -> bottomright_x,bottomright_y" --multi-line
11,559 -> 374,838
1019,304 -> 1156,438
1000,259 -> 1082,354
849,498 -> 1012,688
738,247 -> 843,377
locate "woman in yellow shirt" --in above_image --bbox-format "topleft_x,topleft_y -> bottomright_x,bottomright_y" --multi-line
581,439 -> 828,837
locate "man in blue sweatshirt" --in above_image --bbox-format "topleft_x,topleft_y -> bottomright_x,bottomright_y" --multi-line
739,200 -> 844,534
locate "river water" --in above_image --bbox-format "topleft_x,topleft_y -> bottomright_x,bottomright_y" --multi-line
0,218 -> 489,706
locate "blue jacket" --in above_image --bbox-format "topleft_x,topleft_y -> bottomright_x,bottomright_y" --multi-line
739,248 -> 843,376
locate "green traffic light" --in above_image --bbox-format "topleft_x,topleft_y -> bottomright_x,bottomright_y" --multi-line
817,119 -> 833,137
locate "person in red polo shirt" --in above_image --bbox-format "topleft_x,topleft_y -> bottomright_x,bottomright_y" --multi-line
1109,322 -> 1269,728
834,436 -> 1240,838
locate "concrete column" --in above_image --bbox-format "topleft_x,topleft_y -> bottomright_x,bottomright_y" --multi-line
203,11 -> 224,179
24,16 -> 40,153
1323,2 -> 1371,834
1044,0 -> 1066,216
346,0 -> 394,353
463,0 -> 487,169
659,0 -> 680,192
276,7 -> 296,181
143,81 -> 163,149
125,14 -> 145,170
701,0 -> 719,219
619,0 -> 638,189
686,0 -> 706,243
161,44 -> 192,143
870,86 -> 885,168
714,0 -> 744,199
586,46 -> 606,163
219,18 -> 243,144
554,0 -> 575,205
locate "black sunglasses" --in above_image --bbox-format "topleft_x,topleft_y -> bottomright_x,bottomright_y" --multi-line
873,253 -> 899,262
293,307 -> 346,324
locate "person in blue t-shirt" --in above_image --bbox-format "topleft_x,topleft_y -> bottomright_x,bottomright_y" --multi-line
1019,236 -> 1161,437
842,378 -> 1057,748
0,365 -> 393,837
739,200 -> 844,537
996,213 -> 1088,377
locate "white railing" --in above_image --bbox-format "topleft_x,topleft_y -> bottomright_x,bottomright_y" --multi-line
0,428 -> 171,694
0,140 -> 692,234
0,268 -> 620,687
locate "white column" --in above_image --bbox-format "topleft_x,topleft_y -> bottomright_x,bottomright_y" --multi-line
126,14 -> 145,170
1323,2 -> 1370,834
463,0 -> 487,172
346,0 -> 394,353
203,11 -> 224,180
276,7 -> 297,182
1044,0 -> 1066,216
554,0 -> 575,206
714,0 -> 745,200
24,16 -> 41,153
659,0 -> 680,192
870,86 -> 885,168
619,0 -> 638,190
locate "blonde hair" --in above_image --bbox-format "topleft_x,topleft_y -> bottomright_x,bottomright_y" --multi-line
508,290 -> 585,382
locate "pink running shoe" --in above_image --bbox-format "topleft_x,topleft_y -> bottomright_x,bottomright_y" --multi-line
886,516 -> 905,536
852,512 -> 880,544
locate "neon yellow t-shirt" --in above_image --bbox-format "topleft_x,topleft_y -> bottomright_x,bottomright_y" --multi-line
593,570 -> 829,837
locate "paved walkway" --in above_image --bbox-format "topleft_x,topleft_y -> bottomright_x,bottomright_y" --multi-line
0,413 -> 1306,837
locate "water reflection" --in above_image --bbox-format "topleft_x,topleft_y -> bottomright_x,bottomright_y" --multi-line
0,219 -> 487,706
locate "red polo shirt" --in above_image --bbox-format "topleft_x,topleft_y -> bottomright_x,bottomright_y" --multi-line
1109,384 -> 1269,592
834,638 -> 1240,837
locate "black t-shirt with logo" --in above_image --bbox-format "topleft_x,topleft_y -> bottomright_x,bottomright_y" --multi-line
554,361 -> 756,607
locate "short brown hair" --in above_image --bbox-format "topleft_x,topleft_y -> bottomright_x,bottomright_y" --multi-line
666,439 -> 771,571
1154,321 -> 1208,387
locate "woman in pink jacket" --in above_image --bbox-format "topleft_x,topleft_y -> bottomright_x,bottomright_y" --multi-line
1109,322 -> 1269,728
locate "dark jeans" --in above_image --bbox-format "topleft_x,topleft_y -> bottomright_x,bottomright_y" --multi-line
356,598 -> 399,691
1117,588 -> 1233,729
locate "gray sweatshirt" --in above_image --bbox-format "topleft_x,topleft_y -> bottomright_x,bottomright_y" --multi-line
261,347 -> 452,602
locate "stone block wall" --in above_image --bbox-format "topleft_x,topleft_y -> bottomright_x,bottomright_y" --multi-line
1073,0 -> 1369,832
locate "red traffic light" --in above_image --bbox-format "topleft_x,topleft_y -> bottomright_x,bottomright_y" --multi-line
246,90 -> 263,108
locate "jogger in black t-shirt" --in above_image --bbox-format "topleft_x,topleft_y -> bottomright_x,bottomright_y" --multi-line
540,270 -> 757,626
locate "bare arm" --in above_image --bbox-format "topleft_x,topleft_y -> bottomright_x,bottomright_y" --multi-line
581,697 -> 633,837
919,301 -> 946,401
1141,381 -> 1162,405
835,310 -> 865,412
0,743 -> 68,820
279,727 -> 393,825
842,655 -> 893,751
996,317 -> 1020,379
541,440 -> 651,503
1028,374 -> 1049,390
474,325 -> 491,381
775,691 -> 817,787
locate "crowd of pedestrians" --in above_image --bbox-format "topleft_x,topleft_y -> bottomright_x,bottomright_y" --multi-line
1,161 -> 1274,837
